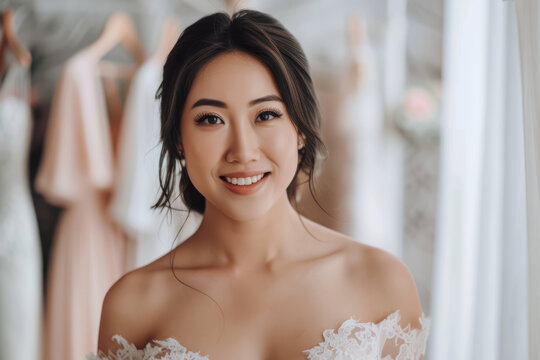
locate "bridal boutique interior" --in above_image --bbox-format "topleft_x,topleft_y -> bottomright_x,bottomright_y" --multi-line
0,0 -> 538,359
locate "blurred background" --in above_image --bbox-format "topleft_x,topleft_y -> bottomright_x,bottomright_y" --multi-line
0,0 -> 537,359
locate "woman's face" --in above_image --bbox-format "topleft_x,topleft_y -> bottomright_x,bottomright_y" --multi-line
180,51 -> 299,221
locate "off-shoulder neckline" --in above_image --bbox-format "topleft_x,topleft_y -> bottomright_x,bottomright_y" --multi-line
91,309 -> 430,360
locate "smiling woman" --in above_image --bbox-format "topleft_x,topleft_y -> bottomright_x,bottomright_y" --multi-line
89,9 -> 429,360
155,10 -> 324,216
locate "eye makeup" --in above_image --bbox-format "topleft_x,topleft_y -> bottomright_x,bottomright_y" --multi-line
193,107 -> 285,126
256,107 -> 284,122
194,112 -> 224,125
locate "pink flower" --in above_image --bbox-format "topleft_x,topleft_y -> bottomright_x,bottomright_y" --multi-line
403,87 -> 436,122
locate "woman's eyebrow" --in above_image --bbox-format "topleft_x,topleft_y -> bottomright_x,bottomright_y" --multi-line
248,95 -> 283,106
191,99 -> 226,109
191,95 -> 283,109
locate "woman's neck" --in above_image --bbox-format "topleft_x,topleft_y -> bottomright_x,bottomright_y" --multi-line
192,195 -> 306,272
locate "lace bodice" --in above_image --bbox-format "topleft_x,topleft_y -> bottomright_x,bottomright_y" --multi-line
87,310 -> 430,360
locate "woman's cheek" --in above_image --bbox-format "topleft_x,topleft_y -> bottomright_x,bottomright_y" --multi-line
263,125 -> 298,173
183,131 -> 219,190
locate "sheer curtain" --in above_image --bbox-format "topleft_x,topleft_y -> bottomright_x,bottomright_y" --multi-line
428,0 -> 529,359
515,0 -> 540,357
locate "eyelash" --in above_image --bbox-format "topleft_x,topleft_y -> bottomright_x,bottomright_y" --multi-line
194,108 -> 284,125
194,112 -> 223,125
257,108 -> 284,122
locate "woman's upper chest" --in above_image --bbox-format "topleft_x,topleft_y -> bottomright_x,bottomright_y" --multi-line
145,253 -> 387,360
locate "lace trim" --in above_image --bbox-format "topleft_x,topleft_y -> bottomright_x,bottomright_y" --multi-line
87,310 -> 429,360
87,335 -> 209,360
303,310 -> 430,360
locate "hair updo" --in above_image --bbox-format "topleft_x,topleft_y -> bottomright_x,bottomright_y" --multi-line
154,9 -> 326,215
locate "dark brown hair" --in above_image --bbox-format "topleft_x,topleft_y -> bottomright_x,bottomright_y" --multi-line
154,9 -> 326,215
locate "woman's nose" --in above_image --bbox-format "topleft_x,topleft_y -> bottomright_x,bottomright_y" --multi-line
225,122 -> 260,164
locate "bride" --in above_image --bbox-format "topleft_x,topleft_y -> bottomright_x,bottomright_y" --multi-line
91,9 -> 429,360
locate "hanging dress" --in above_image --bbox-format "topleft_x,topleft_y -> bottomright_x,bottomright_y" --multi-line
35,49 -> 131,360
0,61 -> 43,360
342,33 -> 391,251
109,58 -> 201,268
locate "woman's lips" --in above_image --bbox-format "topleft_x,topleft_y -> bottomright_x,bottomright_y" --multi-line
220,172 -> 270,195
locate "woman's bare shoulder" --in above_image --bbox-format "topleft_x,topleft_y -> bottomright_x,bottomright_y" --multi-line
97,255 -> 175,352
302,218 -> 424,328
344,241 -> 424,328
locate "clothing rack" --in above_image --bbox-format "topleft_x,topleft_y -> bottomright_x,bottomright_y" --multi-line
30,0 -> 225,16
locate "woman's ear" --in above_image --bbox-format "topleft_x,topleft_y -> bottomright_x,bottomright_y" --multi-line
297,134 -> 306,150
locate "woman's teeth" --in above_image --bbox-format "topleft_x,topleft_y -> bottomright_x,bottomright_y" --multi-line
225,173 -> 265,186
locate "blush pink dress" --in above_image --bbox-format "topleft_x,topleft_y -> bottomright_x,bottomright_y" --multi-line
35,49 -> 131,360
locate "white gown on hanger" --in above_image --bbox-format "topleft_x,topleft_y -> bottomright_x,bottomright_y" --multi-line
109,58 -> 201,268
87,309 -> 429,360
343,34 -> 394,253
0,62 -> 43,360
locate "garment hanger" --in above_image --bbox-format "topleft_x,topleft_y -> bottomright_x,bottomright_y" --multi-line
88,12 -> 146,65
0,8 -> 32,74
347,15 -> 366,89
87,13 -> 146,135
149,17 -> 181,65
224,0 -> 252,13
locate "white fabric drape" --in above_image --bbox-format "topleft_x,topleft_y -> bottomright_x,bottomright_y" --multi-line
515,0 -> 540,357
429,1 -> 529,359
499,4 -> 529,359
379,0 -> 407,257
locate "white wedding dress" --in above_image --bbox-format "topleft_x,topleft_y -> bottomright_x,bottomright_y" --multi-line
87,309 -> 429,360
0,62 -> 43,359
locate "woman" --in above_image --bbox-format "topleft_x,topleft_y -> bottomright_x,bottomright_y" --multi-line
91,9 -> 429,360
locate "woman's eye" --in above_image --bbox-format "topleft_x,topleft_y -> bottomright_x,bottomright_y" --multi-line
257,111 -> 282,122
196,115 -> 224,125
